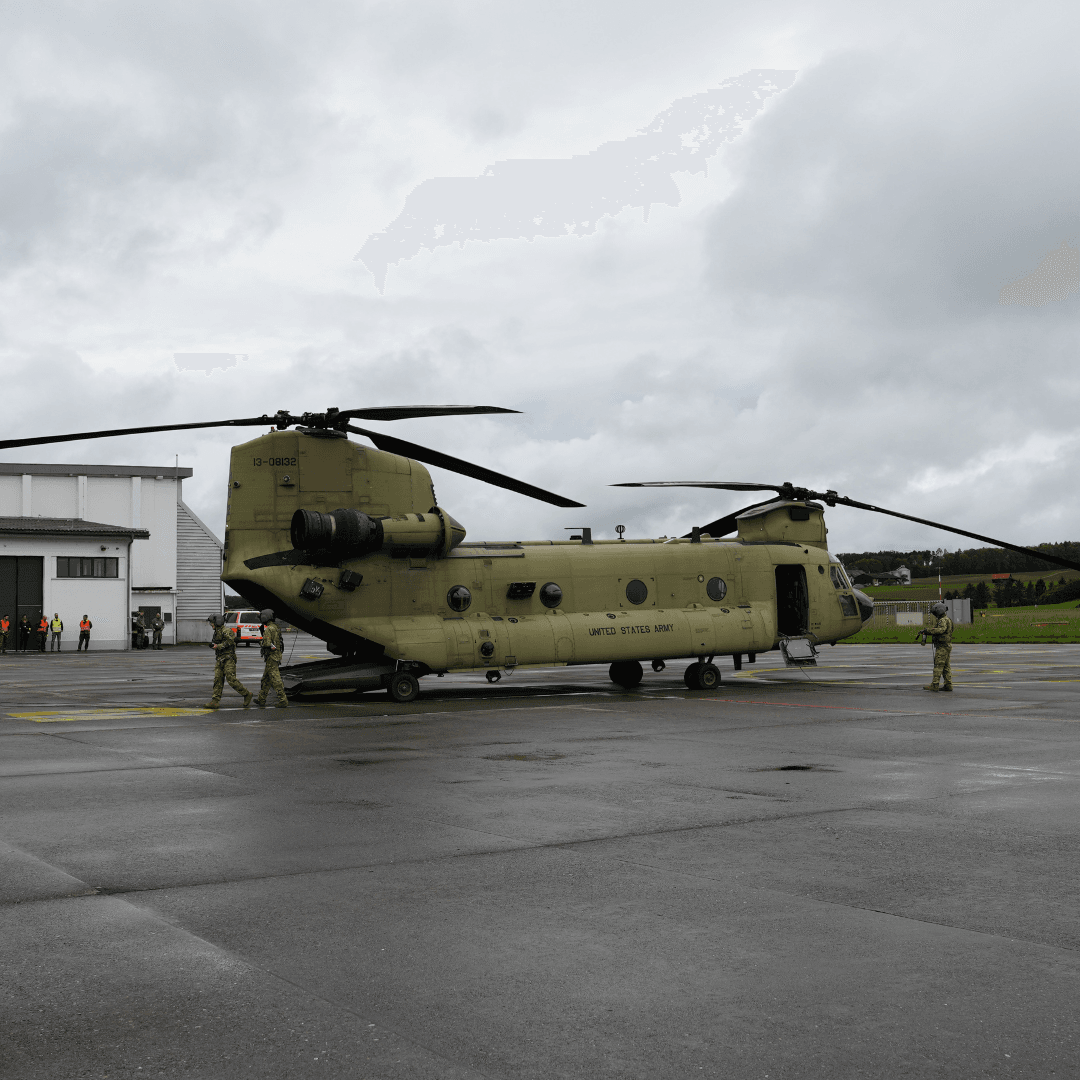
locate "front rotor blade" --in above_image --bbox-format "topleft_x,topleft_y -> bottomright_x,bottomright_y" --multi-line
683,499 -> 780,539
339,406 -> 520,421
826,495 -> 1080,574
614,481 -> 783,493
0,415 -> 283,452
345,425 -> 584,508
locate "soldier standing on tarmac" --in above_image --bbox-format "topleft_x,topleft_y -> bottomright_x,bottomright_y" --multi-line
37,614 -> 49,652
202,614 -> 252,710
0,614 -> 9,654
150,613 -> 165,650
78,615 -> 92,651
254,609 -> 289,709
50,613 -> 63,651
922,602 -> 954,692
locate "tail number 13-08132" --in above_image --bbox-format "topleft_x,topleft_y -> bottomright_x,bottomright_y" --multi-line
253,457 -> 298,467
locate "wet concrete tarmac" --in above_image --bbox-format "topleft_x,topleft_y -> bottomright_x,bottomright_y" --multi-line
3,638 -> 1080,1078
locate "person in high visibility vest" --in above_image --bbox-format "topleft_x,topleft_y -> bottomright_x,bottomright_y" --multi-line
0,615 -> 9,655
78,615 -> 92,651
37,614 -> 49,652
50,613 -> 63,652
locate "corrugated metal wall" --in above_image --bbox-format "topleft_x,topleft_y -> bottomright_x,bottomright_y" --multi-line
176,500 -> 223,642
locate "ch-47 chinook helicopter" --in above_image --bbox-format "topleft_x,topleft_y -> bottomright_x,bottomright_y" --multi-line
6,407 -> 1080,702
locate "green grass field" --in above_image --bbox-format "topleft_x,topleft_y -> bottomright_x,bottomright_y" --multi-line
843,602 -> 1080,644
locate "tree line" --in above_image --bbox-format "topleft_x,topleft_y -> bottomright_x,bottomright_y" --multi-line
940,577 -> 1080,609
838,542 -> 1080,579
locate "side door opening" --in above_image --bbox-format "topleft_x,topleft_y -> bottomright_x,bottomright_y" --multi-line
775,565 -> 809,637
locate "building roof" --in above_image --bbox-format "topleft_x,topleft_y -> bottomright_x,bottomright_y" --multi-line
179,499 -> 223,551
0,517 -> 151,539
0,463 -> 193,479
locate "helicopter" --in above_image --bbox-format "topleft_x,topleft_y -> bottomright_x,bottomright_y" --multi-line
5,407 -> 1080,703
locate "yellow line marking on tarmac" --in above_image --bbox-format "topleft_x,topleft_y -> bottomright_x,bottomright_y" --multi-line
11,707 -> 212,723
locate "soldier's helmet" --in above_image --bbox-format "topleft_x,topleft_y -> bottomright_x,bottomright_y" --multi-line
259,609 -> 274,623
930,602 -> 947,617
207,614 -> 225,627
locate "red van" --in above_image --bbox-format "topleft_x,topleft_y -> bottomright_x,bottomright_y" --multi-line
224,610 -> 264,646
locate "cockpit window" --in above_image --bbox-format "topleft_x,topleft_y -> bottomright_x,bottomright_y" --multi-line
829,566 -> 846,590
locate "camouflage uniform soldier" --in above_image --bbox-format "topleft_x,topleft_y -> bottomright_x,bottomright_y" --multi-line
255,609 -> 289,709
202,614 -> 253,710
150,614 -> 165,650
923,602 -> 954,692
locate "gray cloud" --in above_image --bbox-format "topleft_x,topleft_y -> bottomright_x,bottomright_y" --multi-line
357,70 -> 796,291
999,241 -> 1079,306
174,353 -> 248,374
2,1 -> 1079,560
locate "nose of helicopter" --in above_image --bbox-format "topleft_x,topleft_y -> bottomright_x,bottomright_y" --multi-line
853,589 -> 874,623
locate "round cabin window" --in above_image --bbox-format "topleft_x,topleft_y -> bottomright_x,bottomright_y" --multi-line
625,579 -> 648,605
539,582 -> 563,608
447,585 -> 472,612
706,577 -> 727,602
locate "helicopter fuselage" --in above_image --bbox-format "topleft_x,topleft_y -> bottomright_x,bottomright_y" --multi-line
222,430 -> 870,687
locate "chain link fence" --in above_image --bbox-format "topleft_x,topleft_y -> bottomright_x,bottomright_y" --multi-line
865,598 -> 972,629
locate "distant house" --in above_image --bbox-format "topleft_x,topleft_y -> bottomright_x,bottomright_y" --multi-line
847,564 -> 912,587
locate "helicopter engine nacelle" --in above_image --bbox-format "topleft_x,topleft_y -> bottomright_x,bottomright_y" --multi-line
736,501 -> 828,548
291,507 -> 466,559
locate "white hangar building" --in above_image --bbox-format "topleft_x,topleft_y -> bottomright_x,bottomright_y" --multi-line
0,463 -> 224,649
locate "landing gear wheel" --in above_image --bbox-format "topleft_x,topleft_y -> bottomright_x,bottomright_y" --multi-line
609,660 -> 644,688
388,671 -> 420,703
651,659 -> 666,672
683,662 -> 701,689
697,663 -> 721,691
485,670 -> 502,683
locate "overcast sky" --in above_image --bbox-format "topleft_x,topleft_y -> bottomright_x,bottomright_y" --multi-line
2,1 -> 1077,554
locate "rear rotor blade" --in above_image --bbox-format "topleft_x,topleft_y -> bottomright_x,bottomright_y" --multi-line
0,415 -> 283,452
0,405 -> 523,453
345,425 -> 584,508
339,406 -> 520,421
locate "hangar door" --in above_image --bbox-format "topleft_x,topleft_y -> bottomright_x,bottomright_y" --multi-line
0,557 -> 44,626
